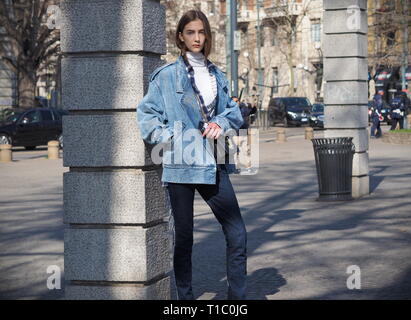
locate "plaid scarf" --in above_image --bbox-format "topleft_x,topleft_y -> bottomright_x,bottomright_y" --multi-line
181,54 -> 217,122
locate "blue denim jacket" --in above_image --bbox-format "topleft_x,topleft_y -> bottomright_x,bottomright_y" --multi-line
137,55 -> 244,185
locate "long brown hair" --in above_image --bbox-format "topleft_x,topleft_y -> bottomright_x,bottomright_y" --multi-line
175,10 -> 213,59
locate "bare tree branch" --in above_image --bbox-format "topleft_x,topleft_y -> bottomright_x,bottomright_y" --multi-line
0,0 -> 61,108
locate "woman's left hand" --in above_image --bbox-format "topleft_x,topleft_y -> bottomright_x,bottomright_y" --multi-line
203,122 -> 222,139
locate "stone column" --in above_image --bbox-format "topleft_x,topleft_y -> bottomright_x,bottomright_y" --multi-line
323,0 -> 370,198
61,0 -> 170,299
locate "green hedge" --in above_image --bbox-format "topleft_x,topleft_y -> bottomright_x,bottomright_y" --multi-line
391,129 -> 411,133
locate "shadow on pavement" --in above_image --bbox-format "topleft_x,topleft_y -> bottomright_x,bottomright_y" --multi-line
242,267 -> 287,300
181,155 -> 411,300
2,142 -> 410,300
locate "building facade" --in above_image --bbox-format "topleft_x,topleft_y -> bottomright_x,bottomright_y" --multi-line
236,0 -> 324,108
162,0 -> 324,109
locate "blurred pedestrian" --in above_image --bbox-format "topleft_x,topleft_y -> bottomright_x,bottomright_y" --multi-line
248,103 -> 257,125
397,91 -> 410,129
370,92 -> 383,138
239,102 -> 257,130
237,101 -> 258,173
389,94 -> 406,131
231,96 -> 240,105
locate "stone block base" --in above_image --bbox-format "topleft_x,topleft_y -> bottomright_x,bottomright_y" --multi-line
352,175 -> 369,198
64,276 -> 170,300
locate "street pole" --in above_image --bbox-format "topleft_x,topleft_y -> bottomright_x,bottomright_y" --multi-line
401,0 -> 409,128
230,0 -> 238,97
401,0 -> 408,94
256,0 -> 263,111
226,0 -> 231,88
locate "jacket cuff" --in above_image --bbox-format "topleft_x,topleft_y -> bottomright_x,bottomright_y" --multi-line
211,116 -> 229,134
152,126 -> 174,145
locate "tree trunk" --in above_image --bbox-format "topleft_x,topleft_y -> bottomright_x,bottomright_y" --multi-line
18,68 -> 36,109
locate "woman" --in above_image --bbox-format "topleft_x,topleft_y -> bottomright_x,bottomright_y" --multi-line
137,10 -> 247,300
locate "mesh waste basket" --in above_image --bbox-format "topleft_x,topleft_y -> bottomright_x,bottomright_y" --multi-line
311,137 -> 355,201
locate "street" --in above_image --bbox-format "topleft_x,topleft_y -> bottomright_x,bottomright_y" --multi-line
1,124 -> 410,299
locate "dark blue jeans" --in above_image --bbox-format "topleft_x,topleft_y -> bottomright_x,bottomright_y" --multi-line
166,164 -> 247,300
390,117 -> 404,130
370,117 -> 382,137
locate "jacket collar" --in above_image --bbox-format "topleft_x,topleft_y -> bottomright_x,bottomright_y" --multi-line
175,55 -> 226,93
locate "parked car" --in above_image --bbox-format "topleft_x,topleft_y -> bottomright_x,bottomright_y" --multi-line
0,107 -> 68,150
0,107 -> 22,123
309,103 -> 324,128
267,97 -> 311,127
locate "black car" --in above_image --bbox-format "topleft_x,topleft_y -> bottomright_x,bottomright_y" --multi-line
309,103 -> 324,128
0,107 -> 68,150
267,97 -> 311,127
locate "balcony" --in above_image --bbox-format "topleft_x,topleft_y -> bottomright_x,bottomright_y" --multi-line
237,9 -> 252,22
237,9 -> 266,22
264,2 -> 302,18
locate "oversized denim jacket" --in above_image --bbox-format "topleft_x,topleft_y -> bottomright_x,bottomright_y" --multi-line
136,55 -> 244,185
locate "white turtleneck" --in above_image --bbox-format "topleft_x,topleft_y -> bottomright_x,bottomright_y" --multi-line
186,51 -> 217,106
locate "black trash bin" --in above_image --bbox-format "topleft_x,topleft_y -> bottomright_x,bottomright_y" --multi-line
311,137 -> 355,201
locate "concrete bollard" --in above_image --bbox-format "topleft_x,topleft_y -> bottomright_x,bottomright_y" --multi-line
0,144 -> 12,162
47,140 -> 60,159
276,128 -> 286,143
305,127 -> 314,140
407,115 -> 411,127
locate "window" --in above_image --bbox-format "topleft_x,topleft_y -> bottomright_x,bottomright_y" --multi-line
377,1 -> 395,12
52,110 -> 61,120
311,21 -> 321,43
240,28 -> 247,46
263,0 -> 277,7
257,26 -> 265,47
386,31 -> 396,46
293,66 -> 298,91
247,0 -> 256,11
21,110 -> 40,124
53,109 -> 68,120
374,0 -> 382,10
272,67 -> 279,94
220,0 -> 226,15
41,110 -> 53,121
270,26 -> 276,46
255,67 -> 265,88
242,0 -> 248,10
208,1 -> 215,14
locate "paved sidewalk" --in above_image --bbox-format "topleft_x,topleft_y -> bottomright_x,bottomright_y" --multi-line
0,126 -> 410,299
0,148 -> 66,299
